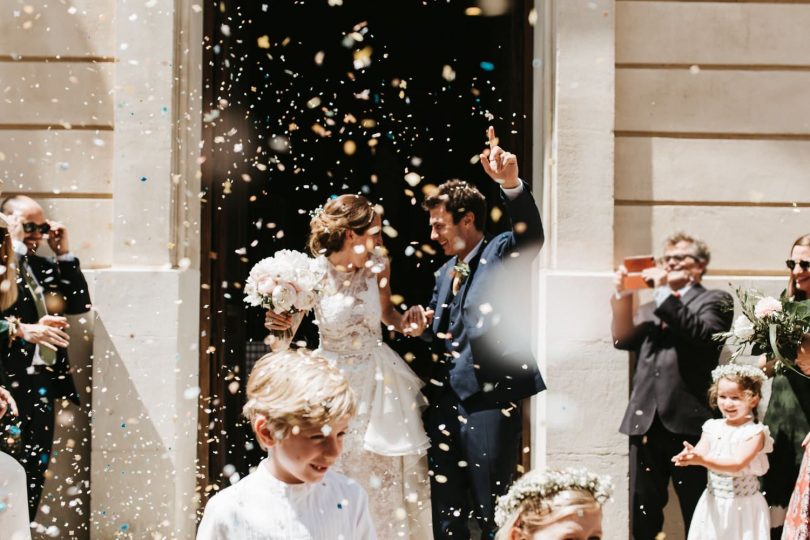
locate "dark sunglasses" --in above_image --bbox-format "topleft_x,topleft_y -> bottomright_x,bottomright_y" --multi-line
786,259 -> 810,272
660,254 -> 695,263
22,222 -> 50,235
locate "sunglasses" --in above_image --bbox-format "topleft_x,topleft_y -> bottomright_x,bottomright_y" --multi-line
660,254 -> 695,263
786,259 -> 810,272
22,222 -> 50,235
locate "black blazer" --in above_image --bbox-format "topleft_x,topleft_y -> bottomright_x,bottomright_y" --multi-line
617,284 -> 733,436
1,253 -> 92,404
425,183 -> 546,405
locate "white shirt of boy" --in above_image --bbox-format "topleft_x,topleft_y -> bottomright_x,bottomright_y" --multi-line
197,459 -> 377,540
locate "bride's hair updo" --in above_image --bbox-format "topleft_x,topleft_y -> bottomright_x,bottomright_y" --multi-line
308,194 -> 376,256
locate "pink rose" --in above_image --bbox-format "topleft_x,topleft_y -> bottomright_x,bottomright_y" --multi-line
256,276 -> 276,296
754,297 -> 783,319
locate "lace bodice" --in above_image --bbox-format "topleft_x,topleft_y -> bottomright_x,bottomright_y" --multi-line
313,256 -> 383,355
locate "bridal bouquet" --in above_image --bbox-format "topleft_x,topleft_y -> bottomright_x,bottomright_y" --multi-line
244,249 -> 322,348
714,287 -> 810,373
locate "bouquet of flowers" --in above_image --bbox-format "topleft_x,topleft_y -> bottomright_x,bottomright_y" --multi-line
244,249 -> 322,349
714,287 -> 810,373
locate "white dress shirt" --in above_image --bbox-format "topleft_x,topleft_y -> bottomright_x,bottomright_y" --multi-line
197,461 -> 377,540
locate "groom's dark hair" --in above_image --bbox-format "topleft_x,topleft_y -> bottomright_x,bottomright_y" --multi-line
422,179 -> 486,231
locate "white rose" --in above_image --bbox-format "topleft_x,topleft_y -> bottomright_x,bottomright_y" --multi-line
732,315 -> 755,341
271,282 -> 297,313
256,276 -> 276,296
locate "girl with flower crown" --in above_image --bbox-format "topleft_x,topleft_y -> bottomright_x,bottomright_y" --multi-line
672,363 -> 773,539
493,468 -> 612,540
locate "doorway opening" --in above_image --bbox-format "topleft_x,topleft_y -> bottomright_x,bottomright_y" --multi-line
199,0 -> 535,497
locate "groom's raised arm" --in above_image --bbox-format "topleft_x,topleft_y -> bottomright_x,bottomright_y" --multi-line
480,127 -> 544,256
500,182 -> 544,255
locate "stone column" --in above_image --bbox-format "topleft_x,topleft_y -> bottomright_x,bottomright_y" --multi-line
89,0 -> 202,538
532,0 -> 629,537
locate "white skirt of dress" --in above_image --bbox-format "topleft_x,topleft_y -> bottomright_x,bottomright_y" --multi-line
688,491 -> 770,540
319,341 -> 430,457
0,451 -> 31,540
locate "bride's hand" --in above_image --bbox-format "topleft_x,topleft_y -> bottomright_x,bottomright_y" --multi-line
265,310 -> 293,331
402,306 -> 434,337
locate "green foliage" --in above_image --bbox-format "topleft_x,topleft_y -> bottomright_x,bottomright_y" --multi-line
713,287 -> 810,372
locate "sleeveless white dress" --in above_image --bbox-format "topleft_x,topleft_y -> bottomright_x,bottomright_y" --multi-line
312,256 -> 432,540
688,419 -> 773,540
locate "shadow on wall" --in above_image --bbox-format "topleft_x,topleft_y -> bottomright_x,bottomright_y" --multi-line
32,313 -> 94,540
89,317 -> 172,539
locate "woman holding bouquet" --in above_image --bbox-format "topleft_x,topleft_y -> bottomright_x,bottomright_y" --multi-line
265,194 -> 432,539
762,233 -> 810,539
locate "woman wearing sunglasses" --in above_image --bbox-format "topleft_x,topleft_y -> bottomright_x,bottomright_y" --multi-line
759,234 -> 810,539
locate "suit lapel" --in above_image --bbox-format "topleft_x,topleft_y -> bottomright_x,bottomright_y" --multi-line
681,283 -> 705,308
457,237 -> 489,307
432,256 -> 456,334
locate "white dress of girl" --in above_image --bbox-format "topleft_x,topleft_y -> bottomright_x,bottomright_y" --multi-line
312,256 -> 432,540
688,418 -> 773,540
0,450 -> 31,540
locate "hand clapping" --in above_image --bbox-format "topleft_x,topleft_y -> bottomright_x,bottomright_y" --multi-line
672,441 -> 702,467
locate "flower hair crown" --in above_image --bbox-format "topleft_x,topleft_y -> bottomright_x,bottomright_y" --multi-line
494,468 -> 613,527
711,363 -> 766,383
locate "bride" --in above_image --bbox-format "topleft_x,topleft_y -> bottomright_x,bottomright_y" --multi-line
265,195 -> 432,539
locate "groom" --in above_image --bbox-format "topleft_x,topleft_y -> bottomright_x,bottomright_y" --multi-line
406,127 -> 545,538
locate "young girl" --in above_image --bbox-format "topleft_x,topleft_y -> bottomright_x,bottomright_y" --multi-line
493,468 -> 612,540
672,363 -> 773,539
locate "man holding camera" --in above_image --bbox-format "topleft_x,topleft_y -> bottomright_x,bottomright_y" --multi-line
1,195 -> 91,519
612,232 -> 733,539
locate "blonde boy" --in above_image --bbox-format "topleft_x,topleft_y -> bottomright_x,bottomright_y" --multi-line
197,349 -> 376,539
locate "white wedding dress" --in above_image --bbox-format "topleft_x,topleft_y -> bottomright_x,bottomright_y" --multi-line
312,256 -> 432,540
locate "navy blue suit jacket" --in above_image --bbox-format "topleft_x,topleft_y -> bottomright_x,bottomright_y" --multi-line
425,182 -> 546,405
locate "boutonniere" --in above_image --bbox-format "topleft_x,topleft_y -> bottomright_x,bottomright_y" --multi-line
451,261 -> 471,295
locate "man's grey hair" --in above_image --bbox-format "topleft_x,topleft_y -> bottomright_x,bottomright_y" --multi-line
1,195 -> 31,215
664,232 -> 711,266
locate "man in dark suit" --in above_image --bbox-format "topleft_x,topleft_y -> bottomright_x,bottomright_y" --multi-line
405,128 -> 545,538
1,195 -> 91,519
612,232 -> 733,539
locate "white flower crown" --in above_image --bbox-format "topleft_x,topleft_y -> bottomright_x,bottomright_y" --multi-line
711,363 -> 766,383
494,468 -> 613,527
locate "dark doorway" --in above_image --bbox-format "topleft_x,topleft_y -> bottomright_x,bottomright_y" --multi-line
199,0 -> 535,497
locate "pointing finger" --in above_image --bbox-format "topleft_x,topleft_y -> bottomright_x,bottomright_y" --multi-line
480,155 -> 495,176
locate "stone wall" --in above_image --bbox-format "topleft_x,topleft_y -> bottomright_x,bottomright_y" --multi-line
0,0 -> 202,538
614,1 -> 810,537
